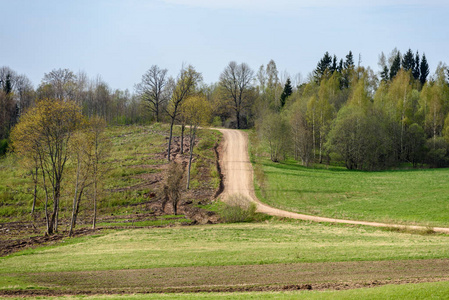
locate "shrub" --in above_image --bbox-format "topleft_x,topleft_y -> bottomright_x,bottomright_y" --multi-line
218,194 -> 256,223
0,139 -> 8,156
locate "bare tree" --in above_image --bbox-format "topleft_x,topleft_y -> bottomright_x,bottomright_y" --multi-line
15,74 -> 35,116
163,162 -> 184,215
219,61 -> 254,129
166,65 -> 202,162
42,68 -> 77,100
135,65 -> 169,122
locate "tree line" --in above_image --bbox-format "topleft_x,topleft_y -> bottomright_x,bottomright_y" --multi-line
2,47 -> 449,166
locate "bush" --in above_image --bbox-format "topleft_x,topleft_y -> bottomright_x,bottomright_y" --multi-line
0,139 -> 9,156
218,194 -> 256,223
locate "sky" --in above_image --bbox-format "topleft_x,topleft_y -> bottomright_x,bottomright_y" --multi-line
2,0 -> 449,91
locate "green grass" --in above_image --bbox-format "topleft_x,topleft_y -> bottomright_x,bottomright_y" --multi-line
255,158 -> 449,227
0,124 -> 221,225
6,281 -> 449,299
2,222 -> 449,274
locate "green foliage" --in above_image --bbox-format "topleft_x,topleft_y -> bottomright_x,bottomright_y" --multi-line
326,105 -> 398,170
420,53 -> 430,85
218,195 -> 257,223
0,139 -> 8,156
390,52 -> 401,79
280,78 -> 293,108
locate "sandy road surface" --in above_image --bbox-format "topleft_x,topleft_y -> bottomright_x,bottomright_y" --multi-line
217,128 -> 449,234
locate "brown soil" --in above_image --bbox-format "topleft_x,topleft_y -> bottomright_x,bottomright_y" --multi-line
2,259 -> 449,296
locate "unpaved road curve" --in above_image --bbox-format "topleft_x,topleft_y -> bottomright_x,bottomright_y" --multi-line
217,128 -> 449,234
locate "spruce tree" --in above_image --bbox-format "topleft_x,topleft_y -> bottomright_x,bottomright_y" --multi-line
402,48 -> 415,72
420,54 -> 429,85
280,78 -> 293,108
331,55 -> 338,73
341,51 -> 354,89
4,74 -> 12,95
413,51 -> 420,80
344,51 -> 354,69
314,52 -> 332,83
390,52 -> 401,80
380,66 -> 389,82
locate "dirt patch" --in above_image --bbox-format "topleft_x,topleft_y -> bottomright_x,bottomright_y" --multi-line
3,259 -> 449,296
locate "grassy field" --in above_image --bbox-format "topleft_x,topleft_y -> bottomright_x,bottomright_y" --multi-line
1,221 -> 449,295
253,157 -> 449,227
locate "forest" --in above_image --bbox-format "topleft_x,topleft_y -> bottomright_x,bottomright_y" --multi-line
1,47 -> 449,171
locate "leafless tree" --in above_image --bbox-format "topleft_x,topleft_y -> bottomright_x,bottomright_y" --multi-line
163,162 -> 184,215
219,61 -> 254,129
15,74 -> 35,116
135,65 -> 169,122
42,68 -> 77,100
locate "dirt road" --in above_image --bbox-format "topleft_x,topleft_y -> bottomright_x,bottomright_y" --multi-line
217,128 -> 449,234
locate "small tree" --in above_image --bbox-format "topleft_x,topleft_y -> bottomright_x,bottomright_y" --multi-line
68,115 -> 109,235
163,162 -> 184,215
180,95 -> 211,189
259,112 -> 291,162
280,78 -> 293,108
88,116 -> 109,229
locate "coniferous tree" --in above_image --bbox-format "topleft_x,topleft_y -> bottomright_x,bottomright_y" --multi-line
331,55 -> 338,73
280,78 -> 293,108
390,53 -> 401,80
341,51 -> 355,89
314,52 -> 332,83
4,74 -> 13,95
344,51 -> 355,69
380,66 -> 389,82
420,54 -> 430,85
402,49 -> 415,72
338,59 -> 343,73
413,51 -> 420,80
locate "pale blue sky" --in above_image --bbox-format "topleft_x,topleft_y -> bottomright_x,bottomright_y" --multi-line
2,0 -> 448,91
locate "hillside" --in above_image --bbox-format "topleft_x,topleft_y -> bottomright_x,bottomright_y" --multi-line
0,124 -> 222,255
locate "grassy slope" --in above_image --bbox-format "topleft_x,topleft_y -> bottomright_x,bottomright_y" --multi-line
254,157 -> 449,227
2,222 -> 449,275
0,124 -> 221,228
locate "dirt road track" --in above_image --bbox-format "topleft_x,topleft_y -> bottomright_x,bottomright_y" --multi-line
217,128 -> 449,234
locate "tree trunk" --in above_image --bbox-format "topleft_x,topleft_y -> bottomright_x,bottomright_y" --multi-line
186,127 -> 196,189
236,110 -> 240,129
167,118 -> 175,162
92,179 -> 97,230
180,124 -> 185,154
31,166 -> 38,214
69,159 -> 81,237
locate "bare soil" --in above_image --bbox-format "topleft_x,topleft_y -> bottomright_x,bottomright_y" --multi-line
2,259 -> 449,296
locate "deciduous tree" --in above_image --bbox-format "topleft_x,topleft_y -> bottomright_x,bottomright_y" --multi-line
180,95 -> 211,189
11,99 -> 84,235
135,65 -> 169,122
166,66 -> 202,161
219,61 -> 254,129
